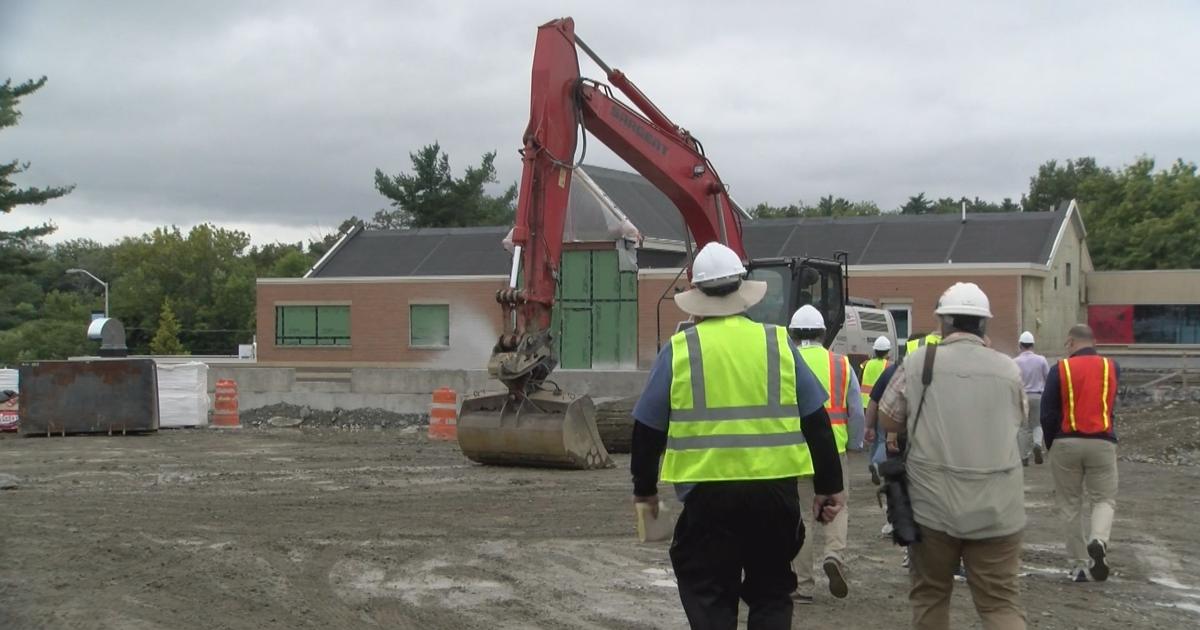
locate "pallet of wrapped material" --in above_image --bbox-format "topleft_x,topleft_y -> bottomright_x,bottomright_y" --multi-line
593,395 -> 638,454
157,362 -> 209,428
0,369 -> 17,432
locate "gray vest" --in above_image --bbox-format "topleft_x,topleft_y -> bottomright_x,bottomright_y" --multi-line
904,335 -> 1027,539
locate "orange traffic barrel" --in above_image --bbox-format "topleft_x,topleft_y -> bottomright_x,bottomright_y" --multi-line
212,379 -> 241,428
429,387 -> 457,440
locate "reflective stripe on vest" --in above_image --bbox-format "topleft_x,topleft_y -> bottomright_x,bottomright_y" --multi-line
799,346 -> 851,453
661,317 -> 812,483
1059,355 -> 1116,435
860,358 -> 890,408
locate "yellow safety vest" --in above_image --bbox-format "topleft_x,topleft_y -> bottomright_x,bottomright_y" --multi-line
661,316 -> 812,483
860,357 -> 890,408
905,333 -> 942,356
799,345 -> 851,454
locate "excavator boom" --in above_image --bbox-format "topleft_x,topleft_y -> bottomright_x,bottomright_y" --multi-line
458,18 -> 828,470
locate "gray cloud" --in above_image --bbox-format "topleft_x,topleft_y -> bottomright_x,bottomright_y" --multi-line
2,0 -> 1198,244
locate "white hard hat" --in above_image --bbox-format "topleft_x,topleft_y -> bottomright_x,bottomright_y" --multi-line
690,242 -> 747,285
789,304 -> 826,330
1019,331 -> 1035,345
873,336 -> 892,352
674,242 -> 767,317
934,282 -> 993,318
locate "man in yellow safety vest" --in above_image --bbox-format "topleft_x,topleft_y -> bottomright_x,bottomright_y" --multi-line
631,242 -> 846,629
905,332 -> 942,356
861,336 -> 893,476
787,304 -> 866,603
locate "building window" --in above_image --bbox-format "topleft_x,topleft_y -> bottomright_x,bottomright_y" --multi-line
275,305 -> 350,346
883,304 -> 912,341
410,304 -> 450,347
1066,262 -> 1072,287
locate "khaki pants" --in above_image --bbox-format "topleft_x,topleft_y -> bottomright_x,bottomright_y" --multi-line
795,453 -> 849,590
1017,393 -> 1041,461
1050,437 -> 1118,567
910,526 -> 1025,630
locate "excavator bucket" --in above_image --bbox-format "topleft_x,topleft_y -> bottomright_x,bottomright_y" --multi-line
457,389 -> 613,469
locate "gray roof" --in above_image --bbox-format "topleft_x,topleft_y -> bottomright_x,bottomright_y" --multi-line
309,169 -> 1073,277
313,226 -> 512,277
577,165 -> 687,242
744,208 -> 1068,265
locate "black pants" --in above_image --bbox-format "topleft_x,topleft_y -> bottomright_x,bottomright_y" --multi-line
670,478 -> 804,630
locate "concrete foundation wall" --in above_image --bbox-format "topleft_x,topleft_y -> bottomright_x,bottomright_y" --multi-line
206,366 -> 651,414
1087,270 -> 1200,305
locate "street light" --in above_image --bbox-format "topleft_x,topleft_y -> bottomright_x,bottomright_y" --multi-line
66,268 -> 109,318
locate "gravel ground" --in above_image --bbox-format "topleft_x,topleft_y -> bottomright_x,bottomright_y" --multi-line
0,403 -> 1198,629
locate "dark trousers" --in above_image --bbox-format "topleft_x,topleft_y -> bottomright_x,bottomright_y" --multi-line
670,478 -> 804,630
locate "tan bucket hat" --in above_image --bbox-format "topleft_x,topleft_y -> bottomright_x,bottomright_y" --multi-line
673,280 -> 768,317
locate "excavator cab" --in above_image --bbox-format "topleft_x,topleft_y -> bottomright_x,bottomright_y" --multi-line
745,255 -> 848,347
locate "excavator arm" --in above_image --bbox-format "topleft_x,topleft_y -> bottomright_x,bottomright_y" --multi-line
458,17 -> 839,470
494,16 -> 745,393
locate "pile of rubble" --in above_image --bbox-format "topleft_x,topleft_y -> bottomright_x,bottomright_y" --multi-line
1116,400 -> 1200,467
239,403 -> 425,431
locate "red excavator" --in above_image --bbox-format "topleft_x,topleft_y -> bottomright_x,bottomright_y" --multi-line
457,18 -> 847,469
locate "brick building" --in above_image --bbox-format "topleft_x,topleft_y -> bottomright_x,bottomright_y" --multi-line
256,167 -> 1090,368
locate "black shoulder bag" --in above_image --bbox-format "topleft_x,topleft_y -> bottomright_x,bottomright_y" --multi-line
877,343 -> 938,546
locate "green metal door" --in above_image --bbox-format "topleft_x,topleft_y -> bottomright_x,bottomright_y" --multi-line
551,250 -> 637,369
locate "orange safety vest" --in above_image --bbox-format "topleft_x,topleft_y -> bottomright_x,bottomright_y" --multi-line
799,346 -> 851,452
1059,354 -> 1117,436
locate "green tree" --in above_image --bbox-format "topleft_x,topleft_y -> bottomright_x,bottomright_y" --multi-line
1023,156 -> 1200,269
1,77 -> 73,237
0,77 -> 75,334
268,249 -> 314,277
899,193 -> 932,215
751,197 -> 879,219
0,291 -> 97,364
1020,158 -> 1102,212
150,298 -> 187,355
373,143 -> 517,228
110,224 -> 256,353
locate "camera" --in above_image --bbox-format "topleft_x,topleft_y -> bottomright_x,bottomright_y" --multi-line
876,458 -> 922,546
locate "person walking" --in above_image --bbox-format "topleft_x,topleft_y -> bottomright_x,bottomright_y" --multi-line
861,337 -> 893,472
1039,324 -> 1119,583
630,242 -> 846,630
878,282 -> 1027,630
1014,331 -> 1050,466
788,305 -> 866,602
905,332 -> 942,357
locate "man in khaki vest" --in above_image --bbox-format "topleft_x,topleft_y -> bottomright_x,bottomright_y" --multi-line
878,282 -> 1027,630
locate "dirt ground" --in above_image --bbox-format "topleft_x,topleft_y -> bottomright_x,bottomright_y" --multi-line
2,413 -> 1199,629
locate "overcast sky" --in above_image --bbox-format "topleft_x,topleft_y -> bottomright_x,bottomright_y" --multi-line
2,1 -> 1197,246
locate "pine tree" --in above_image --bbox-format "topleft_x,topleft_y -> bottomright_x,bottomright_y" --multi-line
150,298 -> 188,355
1,77 -> 74,235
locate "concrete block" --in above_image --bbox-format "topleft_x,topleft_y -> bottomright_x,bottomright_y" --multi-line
294,381 -> 352,393
351,368 -> 492,395
207,367 -> 294,393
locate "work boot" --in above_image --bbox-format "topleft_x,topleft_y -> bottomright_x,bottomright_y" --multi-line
1033,444 -> 1044,465
823,558 -> 848,598
1088,539 -> 1109,582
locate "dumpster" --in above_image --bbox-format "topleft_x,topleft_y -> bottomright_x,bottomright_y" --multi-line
18,359 -> 159,436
